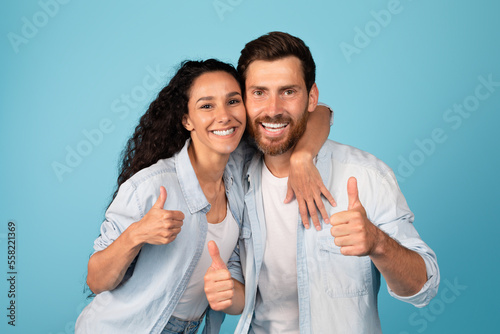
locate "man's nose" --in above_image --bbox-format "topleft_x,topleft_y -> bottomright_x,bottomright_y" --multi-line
266,94 -> 283,116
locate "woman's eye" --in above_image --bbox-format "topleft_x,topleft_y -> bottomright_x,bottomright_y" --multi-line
228,99 -> 241,105
200,104 -> 212,109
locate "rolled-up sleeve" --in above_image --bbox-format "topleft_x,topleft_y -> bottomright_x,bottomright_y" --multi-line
373,170 -> 440,307
317,101 -> 334,126
93,182 -> 144,253
227,241 -> 244,285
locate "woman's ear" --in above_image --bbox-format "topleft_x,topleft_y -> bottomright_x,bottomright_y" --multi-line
182,114 -> 193,131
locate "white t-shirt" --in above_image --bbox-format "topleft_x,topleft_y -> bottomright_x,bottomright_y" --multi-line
251,162 -> 300,333
172,204 -> 239,320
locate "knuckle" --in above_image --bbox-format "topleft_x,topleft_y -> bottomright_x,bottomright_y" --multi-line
352,211 -> 363,220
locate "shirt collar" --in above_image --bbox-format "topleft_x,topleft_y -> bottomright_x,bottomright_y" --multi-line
175,139 -> 210,215
175,139 -> 235,215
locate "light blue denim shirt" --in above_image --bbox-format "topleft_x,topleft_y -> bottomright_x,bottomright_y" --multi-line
235,140 -> 440,333
75,139 -> 248,334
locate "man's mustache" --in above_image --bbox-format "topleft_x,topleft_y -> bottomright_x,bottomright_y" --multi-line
254,115 -> 292,124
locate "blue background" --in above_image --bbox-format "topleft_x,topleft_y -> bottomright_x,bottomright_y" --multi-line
1,0 -> 499,333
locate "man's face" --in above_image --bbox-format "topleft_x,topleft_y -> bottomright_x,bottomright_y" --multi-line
244,56 -> 318,156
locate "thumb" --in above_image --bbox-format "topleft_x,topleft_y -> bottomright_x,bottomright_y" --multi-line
208,240 -> 227,270
347,177 -> 360,210
152,186 -> 167,209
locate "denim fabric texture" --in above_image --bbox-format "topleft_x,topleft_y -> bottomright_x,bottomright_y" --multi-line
75,140 -> 251,334
235,140 -> 440,333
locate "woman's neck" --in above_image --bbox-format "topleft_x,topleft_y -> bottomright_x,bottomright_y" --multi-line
187,143 -> 229,224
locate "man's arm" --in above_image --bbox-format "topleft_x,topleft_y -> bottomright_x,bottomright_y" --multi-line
287,104 -> 336,230
330,177 -> 427,296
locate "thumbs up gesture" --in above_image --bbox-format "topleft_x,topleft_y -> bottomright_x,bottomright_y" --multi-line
204,240 -> 235,311
131,186 -> 185,246
330,177 -> 382,256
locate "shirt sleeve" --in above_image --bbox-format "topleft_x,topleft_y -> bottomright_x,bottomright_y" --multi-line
317,101 -> 334,126
93,181 -> 145,253
227,240 -> 244,285
372,170 -> 440,308
226,141 -> 252,285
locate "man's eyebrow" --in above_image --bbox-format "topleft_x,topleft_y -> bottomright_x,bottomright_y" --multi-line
247,86 -> 268,91
279,85 -> 301,90
246,85 -> 302,91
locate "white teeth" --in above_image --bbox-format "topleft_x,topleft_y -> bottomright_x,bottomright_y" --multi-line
262,122 -> 287,132
212,128 -> 235,136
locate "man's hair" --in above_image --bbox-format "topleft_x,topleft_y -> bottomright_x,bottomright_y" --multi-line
237,31 -> 316,92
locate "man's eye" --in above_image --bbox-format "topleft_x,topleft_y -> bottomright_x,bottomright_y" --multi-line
253,91 -> 263,96
284,89 -> 294,95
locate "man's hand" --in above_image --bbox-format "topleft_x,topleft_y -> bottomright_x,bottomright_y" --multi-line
330,177 -> 383,256
204,241 -> 236,311
130,186 -> 185,246
285,153 -> 336,230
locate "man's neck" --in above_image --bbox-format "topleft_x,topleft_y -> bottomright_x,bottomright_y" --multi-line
263,151 -> 292,178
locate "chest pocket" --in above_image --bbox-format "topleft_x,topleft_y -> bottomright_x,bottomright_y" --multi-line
317,236 -> 372,298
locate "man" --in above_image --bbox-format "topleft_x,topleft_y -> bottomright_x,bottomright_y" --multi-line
233,32 -> 439,333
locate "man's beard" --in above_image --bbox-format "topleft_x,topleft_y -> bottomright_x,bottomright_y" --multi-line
247,109 -> 309,156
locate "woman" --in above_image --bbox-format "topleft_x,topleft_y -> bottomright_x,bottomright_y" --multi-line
76,59 -> 331,333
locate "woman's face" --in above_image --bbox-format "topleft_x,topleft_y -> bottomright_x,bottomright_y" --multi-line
183,71 -> 246,157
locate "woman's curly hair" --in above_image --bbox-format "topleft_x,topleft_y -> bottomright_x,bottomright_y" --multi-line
113,59 -> 241,199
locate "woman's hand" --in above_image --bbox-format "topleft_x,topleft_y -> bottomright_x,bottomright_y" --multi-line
204,241 -> 245,315
87,186 -> 185,294
285,152 -> 336,230
130,186 -> 185,246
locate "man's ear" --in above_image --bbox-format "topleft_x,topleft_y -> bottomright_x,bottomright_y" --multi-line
307,83 -> 319,112
182,114 -> 193,131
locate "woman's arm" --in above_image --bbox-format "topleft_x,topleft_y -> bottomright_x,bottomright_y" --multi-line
87,227 -> 142,294
87,187 -> 184,294
287,104 -> 336,230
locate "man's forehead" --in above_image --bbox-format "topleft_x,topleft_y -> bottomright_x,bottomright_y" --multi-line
245,56 -> 305,87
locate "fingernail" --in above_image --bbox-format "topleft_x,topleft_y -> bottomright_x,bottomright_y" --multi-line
324,218 -> 330,224
316,225 -> 321,231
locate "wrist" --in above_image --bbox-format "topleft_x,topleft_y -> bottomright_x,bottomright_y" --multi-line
370,226 -> 390,258
125,222 -> 146,249
290,150 -> 314,165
